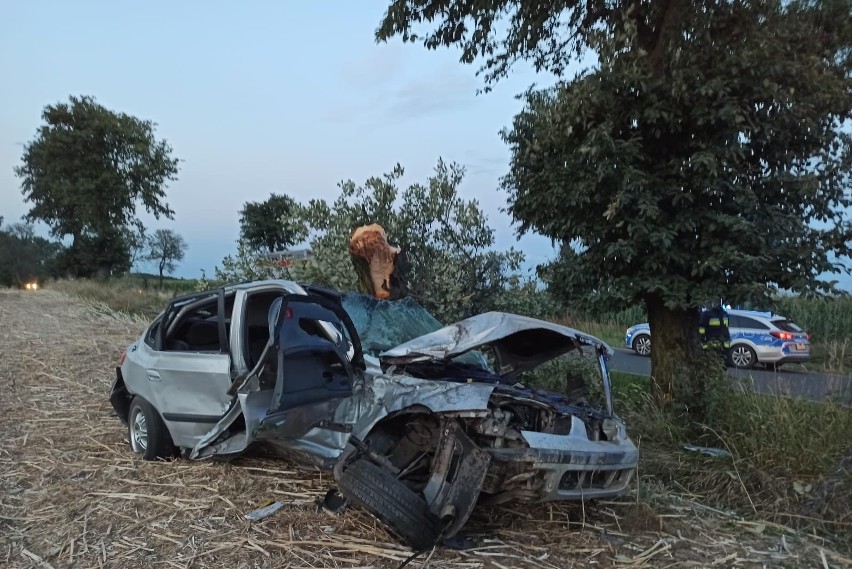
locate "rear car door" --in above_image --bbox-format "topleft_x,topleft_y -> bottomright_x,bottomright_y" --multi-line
142,290 -> 236,447
729,315 -> 771,360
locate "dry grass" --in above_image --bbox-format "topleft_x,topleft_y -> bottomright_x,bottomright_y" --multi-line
47,278 -> 184,319
2,289 -> 851,568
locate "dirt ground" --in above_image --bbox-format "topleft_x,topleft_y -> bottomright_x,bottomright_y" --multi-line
1,289 -> 849,569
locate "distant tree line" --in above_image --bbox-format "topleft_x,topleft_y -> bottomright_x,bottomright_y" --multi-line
0,218 -> 63,287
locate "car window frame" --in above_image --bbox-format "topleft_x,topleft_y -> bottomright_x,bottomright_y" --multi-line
733,315 -> 769,330
772,319 -> 804,333
144,317 -> 162,349
158,288 -> 235,353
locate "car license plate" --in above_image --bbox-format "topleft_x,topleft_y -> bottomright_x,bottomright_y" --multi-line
795,343 -> 807,351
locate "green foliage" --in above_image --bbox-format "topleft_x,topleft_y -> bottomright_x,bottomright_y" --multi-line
239,193 -> 307,253
379,0 -> 852,411
377,0 -> 611,88
587,368 -> 852,540
212,239 -> 296,286
145,229 -> 187,284
124,223 -> 147,270
290,160 -> 524,322
0,221 -> 64,286
705,386 -> 852,480
16,95 -> 180,276
488,276 -> 561,320
775,295 -> 852,342
503,3 -> 852,310
771,295 -> 852,372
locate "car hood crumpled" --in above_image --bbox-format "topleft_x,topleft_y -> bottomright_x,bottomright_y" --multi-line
379,311 -> 613,380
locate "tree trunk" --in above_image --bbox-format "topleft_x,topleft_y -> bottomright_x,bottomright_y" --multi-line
646,295 -> 703,411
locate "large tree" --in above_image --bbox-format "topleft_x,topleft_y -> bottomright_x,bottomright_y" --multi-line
239,193 -> 305,253
15,95 -> 179,277
145,229 -> 188,285
378,1 -> 852,410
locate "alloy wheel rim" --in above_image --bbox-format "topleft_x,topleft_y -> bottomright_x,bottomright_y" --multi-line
731,347 -> 752,367
130,409 -> 148,452
636,336 -> 651,356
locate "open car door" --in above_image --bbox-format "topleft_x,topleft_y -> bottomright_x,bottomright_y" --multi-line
258,293 -> 365,439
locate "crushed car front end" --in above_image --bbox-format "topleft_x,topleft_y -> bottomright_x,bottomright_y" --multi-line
474,381 -> 637,504
337,309 -> 639,542
423,352 -> 637,507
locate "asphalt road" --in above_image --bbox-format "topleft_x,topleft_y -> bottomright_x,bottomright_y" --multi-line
609,348 -> 852,404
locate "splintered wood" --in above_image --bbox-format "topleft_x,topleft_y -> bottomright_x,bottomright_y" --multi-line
0,289 -> 848,568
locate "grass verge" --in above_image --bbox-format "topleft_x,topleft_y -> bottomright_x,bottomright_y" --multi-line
47,276 -> 198,319
619,373 -> 851,551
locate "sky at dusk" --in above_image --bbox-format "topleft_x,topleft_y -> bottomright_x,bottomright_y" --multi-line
2,1 -> 850,291
0,0 -> 565,279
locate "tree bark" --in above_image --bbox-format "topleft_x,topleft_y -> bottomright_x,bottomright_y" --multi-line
646,295 -> 703,411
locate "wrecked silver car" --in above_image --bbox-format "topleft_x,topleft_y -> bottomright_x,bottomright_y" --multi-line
110,279 -> 638,549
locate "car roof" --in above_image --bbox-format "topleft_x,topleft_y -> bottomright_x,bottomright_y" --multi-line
629,308 -> 793,330
166,279 -> 304,302
727,309 -> 788,321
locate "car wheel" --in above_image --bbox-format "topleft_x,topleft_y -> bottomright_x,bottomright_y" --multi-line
729,345 -> 757,369
128,396 -> 177,460
632,334 -> 652,357
338,458 -> 440,551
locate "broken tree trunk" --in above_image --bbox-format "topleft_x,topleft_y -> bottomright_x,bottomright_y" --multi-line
348,224 -> 407,300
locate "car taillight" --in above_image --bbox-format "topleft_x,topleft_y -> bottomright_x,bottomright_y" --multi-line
118,351 -> 126,366
770,331 -> 794,341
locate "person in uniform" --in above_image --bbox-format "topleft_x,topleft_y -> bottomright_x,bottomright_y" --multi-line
699,304 -> 731,357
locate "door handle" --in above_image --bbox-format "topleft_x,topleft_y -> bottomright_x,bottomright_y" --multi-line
146,370 -> 161,382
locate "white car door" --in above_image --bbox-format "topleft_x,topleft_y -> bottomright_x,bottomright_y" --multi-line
143,290 -> 236,448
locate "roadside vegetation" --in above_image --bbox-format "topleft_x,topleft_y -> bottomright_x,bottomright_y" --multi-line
47,274 -> 198,319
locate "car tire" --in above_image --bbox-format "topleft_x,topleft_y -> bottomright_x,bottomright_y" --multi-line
728,345 -> 757,369
338,458 -> 440,551
632,334 -> 652,357
128,396 -> 177,460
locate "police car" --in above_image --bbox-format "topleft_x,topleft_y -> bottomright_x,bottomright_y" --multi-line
624,309 -> 811,369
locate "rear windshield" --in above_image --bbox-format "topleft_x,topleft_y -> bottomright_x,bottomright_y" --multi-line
772,319 -> 803,333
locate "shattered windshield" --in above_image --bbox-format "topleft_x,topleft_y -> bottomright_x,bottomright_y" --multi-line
342,293 -> 444,356
341,293 -> 487,368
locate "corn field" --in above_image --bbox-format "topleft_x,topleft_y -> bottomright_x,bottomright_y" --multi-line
775,296 -> 852,341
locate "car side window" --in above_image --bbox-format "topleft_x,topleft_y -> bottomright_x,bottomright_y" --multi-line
144,319 -> 161,349
737,316 -> 769,330
163,293 -> 234,352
